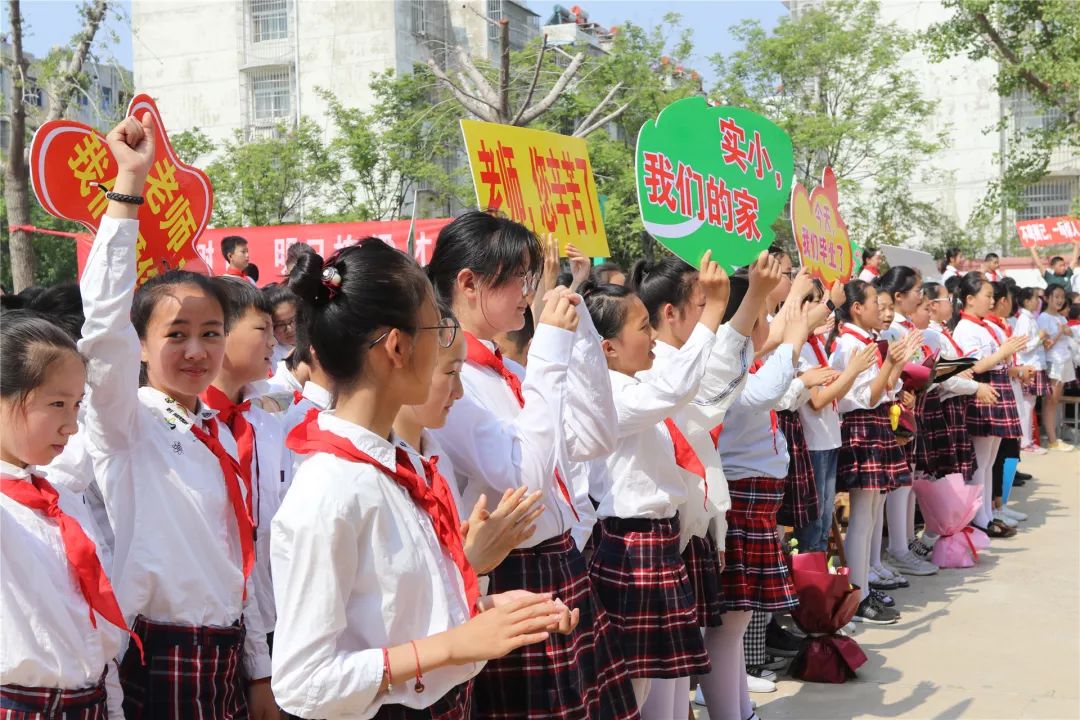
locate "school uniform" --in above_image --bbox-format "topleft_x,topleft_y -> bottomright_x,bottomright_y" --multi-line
1014,309 -> 1048,397
431,305 -> 637,720
271,343 -> 294,368
775,376 -> 819,529
281,381 -> 333,497
829,324 -> 909,491
933,321 -> 980,482
1039,313 -> 1076,384
265,359 -> 305,396
271,412 -> 479,719
1,461 -> 131,719
941,265 -> 960,283
648,326 -> 750,628
78,216 -> 270,718
794,336 -> 843,551
588,323 -> 718,679
906,330 -> 952,476
954,315 -> 1022,437
715,345 -> 799,613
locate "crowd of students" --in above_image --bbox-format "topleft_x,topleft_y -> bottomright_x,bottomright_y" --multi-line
3,114 -> 1080,720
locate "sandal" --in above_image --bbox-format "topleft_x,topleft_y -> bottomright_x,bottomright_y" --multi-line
985,519 -> 1017,538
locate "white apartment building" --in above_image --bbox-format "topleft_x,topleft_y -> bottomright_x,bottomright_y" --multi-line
787,0 -> 1079,251
131,0 -> 539,150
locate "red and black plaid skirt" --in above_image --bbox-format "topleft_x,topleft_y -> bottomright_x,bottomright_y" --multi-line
119,615 -> 247,719
587,515 -> 710,679
776,410 -> 820,529
837,406 -> 910,491
473,532 -> 639,720
0,672 -> 106,719
914,389 -> 953,474
968,370 -> 1021,438
682,533 -> 725,628
1022,369 -> 1050,398
721,476 -> 798,613
285,683 -> 472,720
939,395 -> 977,482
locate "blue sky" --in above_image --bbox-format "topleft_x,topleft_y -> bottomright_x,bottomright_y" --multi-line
9,0 -> 784,84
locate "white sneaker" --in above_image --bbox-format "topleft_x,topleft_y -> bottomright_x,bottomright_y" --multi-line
875,563 -> 910,587
993,508 -> 1018,527
1021,443 -> 1047,455
1049,439 -> 1075,452
885,549 -> 938,576
1001,506 -> 1027,521
746,673 -> 777,693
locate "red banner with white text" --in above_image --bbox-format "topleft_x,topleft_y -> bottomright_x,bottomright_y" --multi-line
1015,216 -> 1080,248
75,218 -> 453,286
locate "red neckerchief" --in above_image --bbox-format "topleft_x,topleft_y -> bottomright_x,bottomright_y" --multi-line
807,334 -> 838,411
749,359 -> 779,453
937,325 -> 965,357
285,410 -> 480,615
985,315 -> 1012,338
664,418 -> 707,507
864,266 -> 880,277
959,312 -> 1000,348
224,266 -> 246,279
200,386 -> 254,514
709,424 -> 724,450
1069,320 -> 1080,327
839,325 -> 884,367
463,332 -> 579,521
1,474 -> 145,663
189,418 -> 255,600
292,390 -> 304,405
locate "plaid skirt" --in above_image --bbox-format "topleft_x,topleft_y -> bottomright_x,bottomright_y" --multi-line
968,370 -> 1022,438
776,410 -> 820,529
120,616 -> 247,719
473,532 -> 639,720
914,389 -> 953,474
837,406 -> 910,491
721,476 -> 798,613
284,683 -> 472,720
588,515 -> 710,679
681,533 -> 725,627
0,673 -> 106,720
1022,369 -> 1050,398
939,395 -> 977,482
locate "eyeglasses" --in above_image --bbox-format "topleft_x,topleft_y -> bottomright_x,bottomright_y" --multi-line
273,318 -> 297,331
518,272 -> 541,296
368,316 -> 460,350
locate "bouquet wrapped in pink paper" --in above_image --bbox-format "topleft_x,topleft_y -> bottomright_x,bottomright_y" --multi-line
912,472 -> 989,568
787,552 -> 867,683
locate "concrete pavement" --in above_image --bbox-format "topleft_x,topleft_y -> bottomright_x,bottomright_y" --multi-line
697,447 -> 1080,720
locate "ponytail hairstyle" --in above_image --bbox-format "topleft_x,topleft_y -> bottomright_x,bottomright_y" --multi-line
1,310 -> 86,409
288,238 -> 433,393
0,283 -> 84,342
877,266 -> 919,302
426,211 -> 543,305
921,281 -> 944,303
939,246 -> 962,274
580,281 -> 635,340
950,272 -> 988,329
825,279 -> 873,351
1014,285 -> 1038,311
628,256 -> 696,327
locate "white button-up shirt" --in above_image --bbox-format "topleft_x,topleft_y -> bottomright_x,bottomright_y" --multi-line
830,324 -> 898,413
954,317 -> 1004,369
930,321 -> 980,401
796,342 -> 842,451
270,413 -> 479,719
1014,309 -> 1046,370
78,216 -> 269,679
599,322 -> 717,520
1,460 -> 125,710
1038,313 -> 1072,365
281,381 -> 333,497
716,345 -> 795,481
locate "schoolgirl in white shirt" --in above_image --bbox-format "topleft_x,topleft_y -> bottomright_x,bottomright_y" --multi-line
425,213 -> 638,719
828,280 -> 919,625
951,273 -> 1029,533
1037,284 -> 1076,451
77,114 -> 274,719
199,278 -> 286,665
265,284 -> 299,367
1,313 -> 134,719
393,300 -> 547,581
940,247 -> 963,284
580,252 -> 727,714
271,238 -> 574,719
1013,287 -> 1049,452
630,253 -> 783,720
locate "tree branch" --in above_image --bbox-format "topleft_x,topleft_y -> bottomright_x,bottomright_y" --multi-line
573,81 -> 623,135
516,50 -> 586,126
46,0 -> 108,122
453,43 -> 500,110
511,35 -> 548,125
574,101 -> 630,138
427,58 -> 499,121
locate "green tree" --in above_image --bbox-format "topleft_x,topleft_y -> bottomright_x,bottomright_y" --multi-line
923,0 -> 1080,222
205,119 -> 341,227
711,0 -> 960,252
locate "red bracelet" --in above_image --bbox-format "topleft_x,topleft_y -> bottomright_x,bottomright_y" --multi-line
410,640 -> 425,693
382,647 -> 393,693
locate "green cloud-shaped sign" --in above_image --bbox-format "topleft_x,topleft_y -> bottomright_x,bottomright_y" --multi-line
635,97 -> 794,270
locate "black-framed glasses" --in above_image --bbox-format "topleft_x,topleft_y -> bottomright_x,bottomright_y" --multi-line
273,318 -> 297,331
368,317 -> 460,350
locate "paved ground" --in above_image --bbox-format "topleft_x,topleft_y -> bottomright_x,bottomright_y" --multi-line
697,448 -> 1080,720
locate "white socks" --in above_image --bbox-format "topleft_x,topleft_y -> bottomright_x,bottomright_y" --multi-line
639,677 -> 686,720
972,436 -> 1001,528
886,485 -> 913,556
700,610 -> 753,720
846,489 -> 885,600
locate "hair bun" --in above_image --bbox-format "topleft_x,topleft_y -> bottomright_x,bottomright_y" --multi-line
287,249 -> 333,308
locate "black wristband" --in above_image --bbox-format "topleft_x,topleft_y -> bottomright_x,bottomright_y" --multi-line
104,191 -> 145,206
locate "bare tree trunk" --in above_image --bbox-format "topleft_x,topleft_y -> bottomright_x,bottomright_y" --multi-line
47,0 -> 109,122
498,19 -> 510,123
4,0 -> 34,291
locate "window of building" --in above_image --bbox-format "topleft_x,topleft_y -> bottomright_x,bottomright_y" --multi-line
1011,87 -> 1065,134
250,68 -> 292,123
1017,176 -> 1079,220
251,0 -> 289,43
101,86 -> 113,110
24,77 -> 42,107
487,0 -> 502,42
411,0 -> 426,35
1,119 -> 10,152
